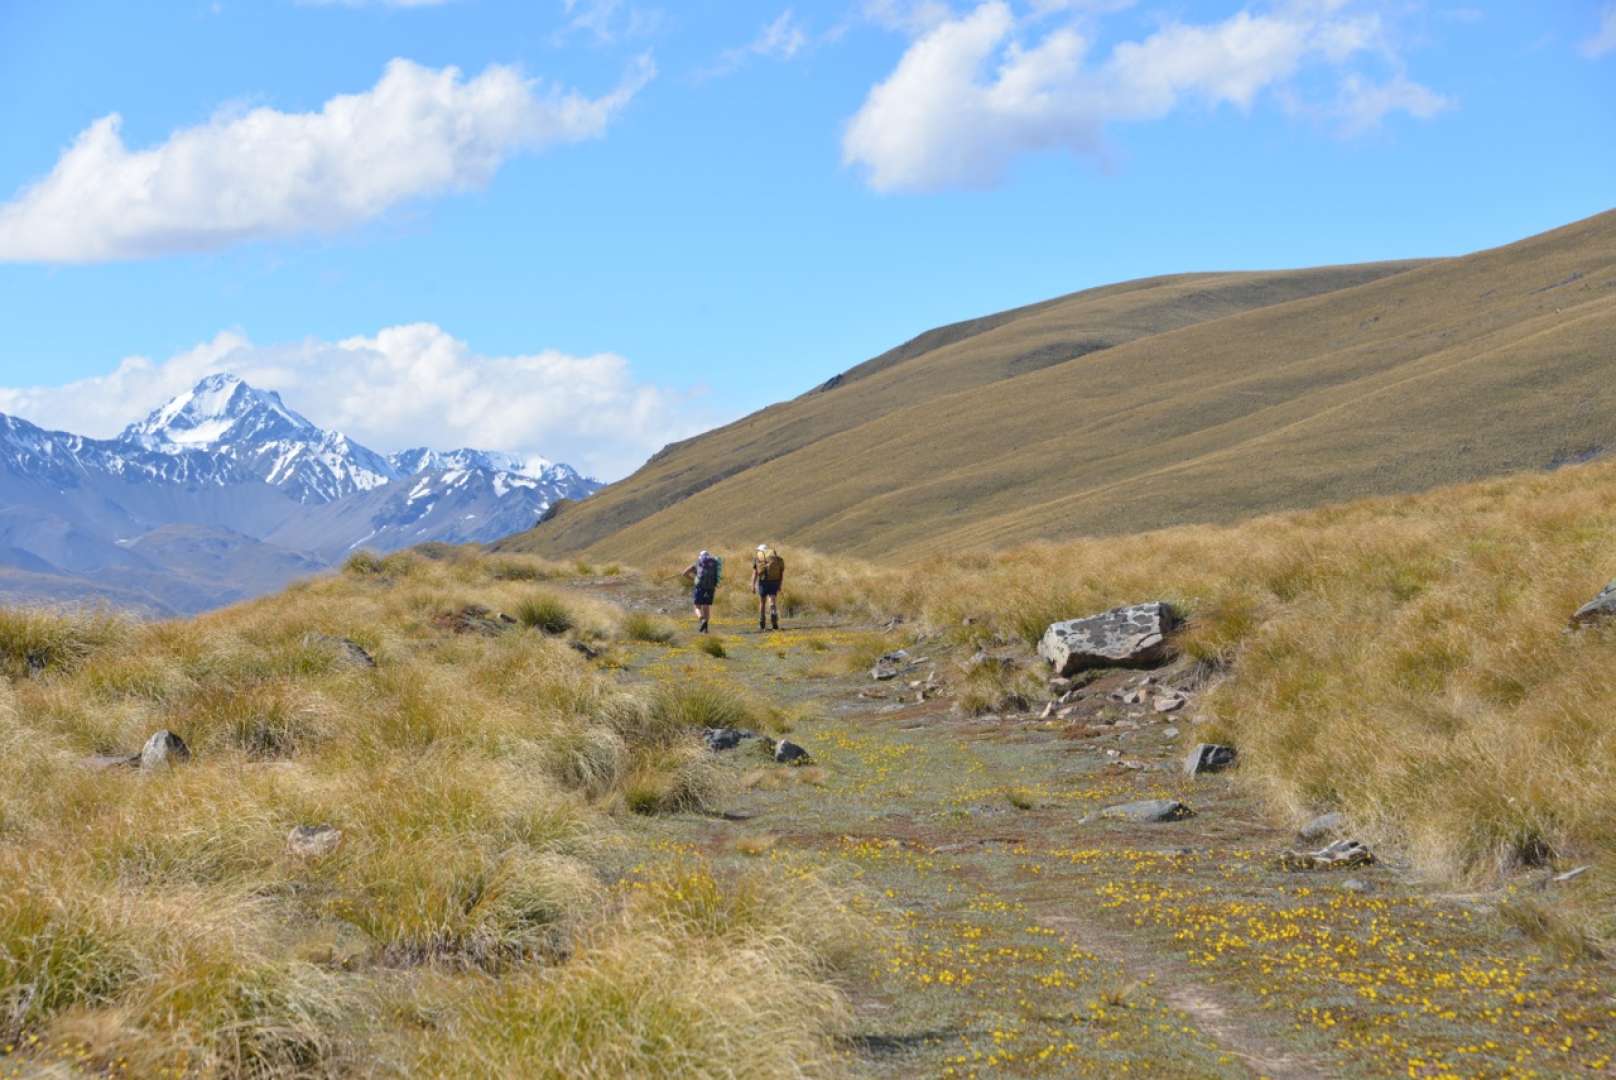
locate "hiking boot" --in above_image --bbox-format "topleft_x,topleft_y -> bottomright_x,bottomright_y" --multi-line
771,613 -> 779,631
698,619 -> 709,634
759,616 -> 767,632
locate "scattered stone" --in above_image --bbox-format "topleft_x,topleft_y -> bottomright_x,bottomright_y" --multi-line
139,730 -> 190,770
1570,580 -> 1616,626
1153,693 -> 1187,714
1038,602 -> 1177,676
1341,878 -> 1370,893
304,633 -> 377,669
286,824 -> 342,858
871,650 -> 911,681
1552,865 -> 1591,884
1184,743 -> 1237,776
1097,798 -> 1194,823
882,615 -> 907,631
773,740 -> 812,765
1056,706 -> 1078,719
1122,687 -> 1149,706
1049,676 -> 1073,695
1040,701 -> 1056,720
857,689 -> 888,700
703,727 -> 758,752
1104,748 -> 1122,758
1161,726 -> 1180,739
1281,839 -> 1374,872
1297,811 -> 1348,843
569,640 -> 602,660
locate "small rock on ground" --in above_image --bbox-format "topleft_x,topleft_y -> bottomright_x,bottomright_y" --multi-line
1280,838 -> 1374,871
774,739 -> 812,765
1570,580 -> 1616,626
703,727 -> 758,752
1093,798 -> 1194,823
1184,743 -> 1237,776
287,824 -> 343,858
139,730 -> 190,770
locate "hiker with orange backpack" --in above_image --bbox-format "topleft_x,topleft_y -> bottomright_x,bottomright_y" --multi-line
681,549 -> 722,634
751,544 -> 785,632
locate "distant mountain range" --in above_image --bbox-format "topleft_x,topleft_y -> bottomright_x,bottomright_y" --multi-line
0,374 -> 600,615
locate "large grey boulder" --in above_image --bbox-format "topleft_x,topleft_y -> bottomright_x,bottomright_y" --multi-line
139,730 -> 190,770
1038,602 -> 1177,676
1571,581 -> 1616,626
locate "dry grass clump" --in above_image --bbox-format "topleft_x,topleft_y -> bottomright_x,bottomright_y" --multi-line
415,854 -> 874,1076
955,657 -> 1041,717
0,547 -> 870,1075
620,610 -> 676,644
515,594 -> 574,635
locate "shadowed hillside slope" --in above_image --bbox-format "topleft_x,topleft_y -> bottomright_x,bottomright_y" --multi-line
499,210 -> 1614,564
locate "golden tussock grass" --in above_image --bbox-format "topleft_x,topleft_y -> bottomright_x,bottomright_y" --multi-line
0,547 -> 875,1075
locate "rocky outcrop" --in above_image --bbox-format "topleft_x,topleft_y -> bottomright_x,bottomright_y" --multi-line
1038,602 -> 1177,676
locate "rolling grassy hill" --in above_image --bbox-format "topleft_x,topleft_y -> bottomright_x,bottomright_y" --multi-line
498,210 -> 1615,564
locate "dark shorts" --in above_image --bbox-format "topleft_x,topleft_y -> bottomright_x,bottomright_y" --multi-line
757,580 -> 782,598
693,587 -> 715,606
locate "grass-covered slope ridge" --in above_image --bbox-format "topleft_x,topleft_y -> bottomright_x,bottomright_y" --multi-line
502,209 -> 1614,565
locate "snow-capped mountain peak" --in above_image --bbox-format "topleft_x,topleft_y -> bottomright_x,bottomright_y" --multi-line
123,373 -> 315,452
389,447 -> 561,480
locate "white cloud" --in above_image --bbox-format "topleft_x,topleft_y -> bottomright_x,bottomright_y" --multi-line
1580,4 -> 1616,58
1332,72 -> 1452,134
843,1 -> 1450,192
0,56 -> 654,264
0,325 -> 716,480
861,0 -> 957,36
560,0 -> 665,43
705,9 -> 810,77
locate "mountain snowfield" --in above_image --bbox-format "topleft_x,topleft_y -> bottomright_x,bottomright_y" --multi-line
0,374 -> 600,615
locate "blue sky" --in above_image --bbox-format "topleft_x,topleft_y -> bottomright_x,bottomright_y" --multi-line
0,0 -> 1611,478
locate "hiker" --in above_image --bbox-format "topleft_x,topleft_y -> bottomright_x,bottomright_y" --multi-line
681,549 -> 722,633
751,544 -> 785,631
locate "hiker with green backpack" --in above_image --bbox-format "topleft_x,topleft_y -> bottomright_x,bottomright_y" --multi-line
751,544 -> 785,632
681,549 -> 722,633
